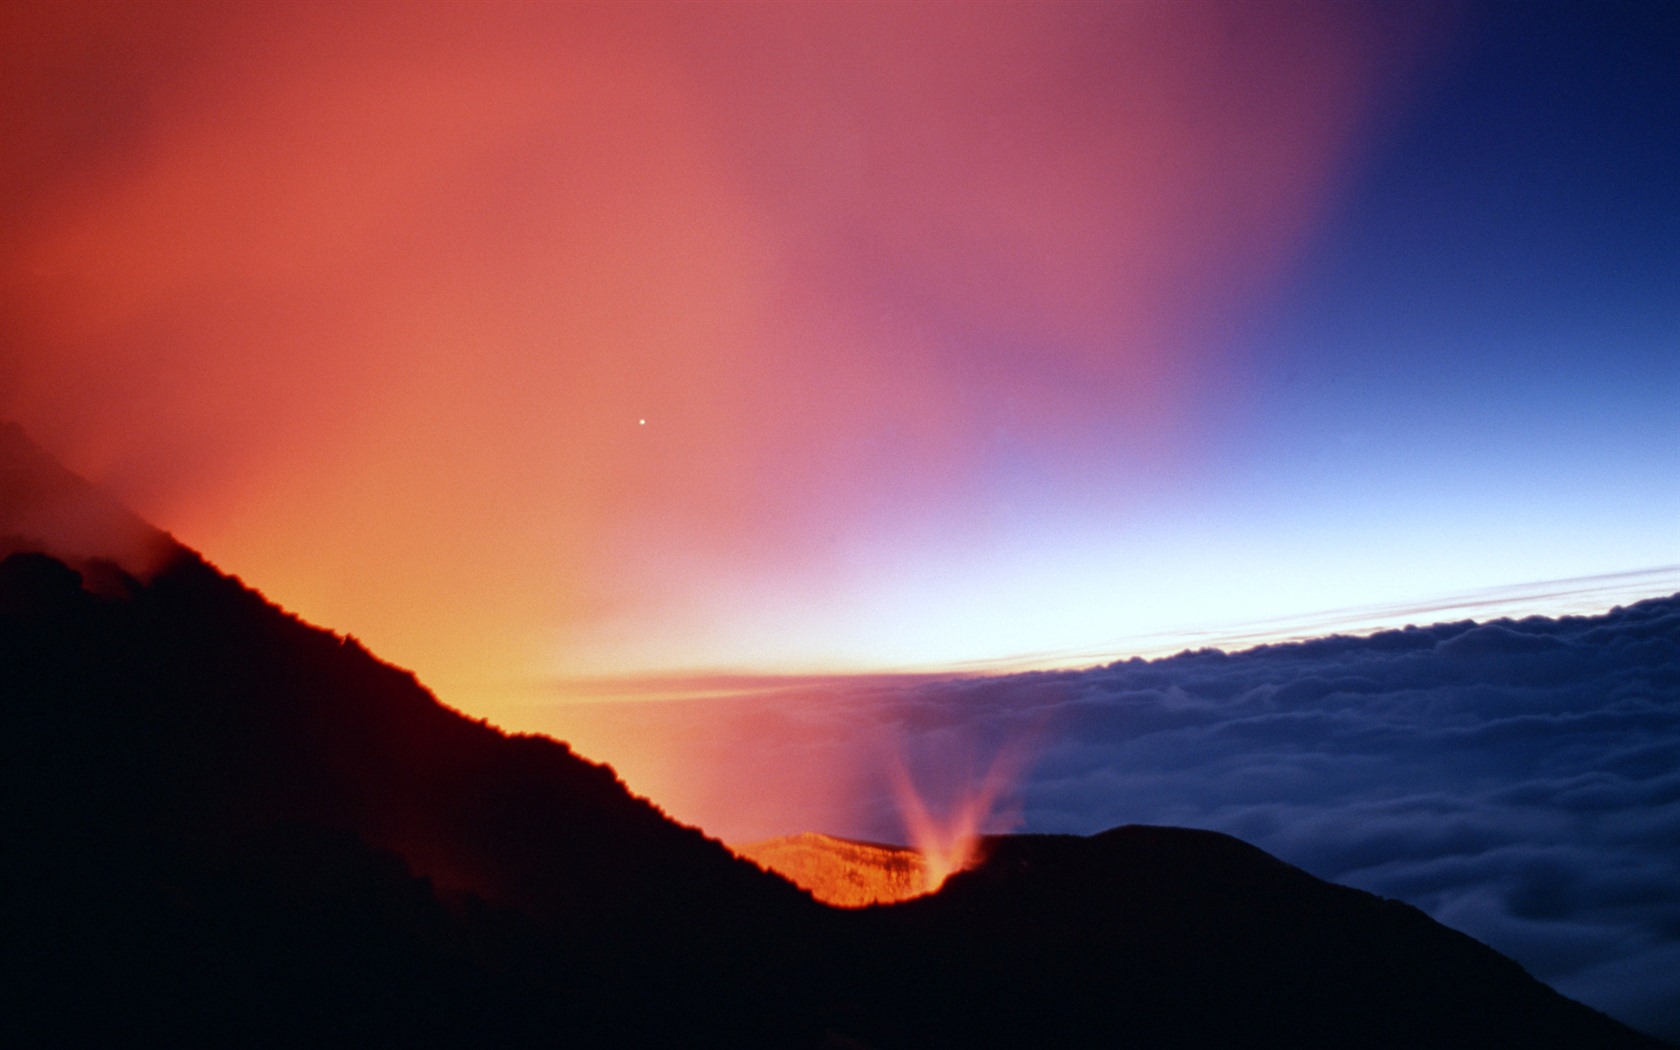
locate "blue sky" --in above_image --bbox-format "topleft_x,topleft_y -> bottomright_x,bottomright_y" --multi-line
1230,0 -> 1678,599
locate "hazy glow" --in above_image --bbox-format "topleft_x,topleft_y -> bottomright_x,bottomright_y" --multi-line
0,2 -> 1409,693
890,748 -> 1020,894
6,2 -> 1674,785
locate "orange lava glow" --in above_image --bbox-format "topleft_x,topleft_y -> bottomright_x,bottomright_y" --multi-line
733,833 -> 927,908
734,747 -> 1022,906
890,752 -> 1019,894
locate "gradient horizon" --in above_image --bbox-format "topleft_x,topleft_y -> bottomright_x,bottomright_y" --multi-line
3,2 -> 1674,723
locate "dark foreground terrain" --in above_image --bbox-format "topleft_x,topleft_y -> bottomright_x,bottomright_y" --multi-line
3,427 -> 1667,1048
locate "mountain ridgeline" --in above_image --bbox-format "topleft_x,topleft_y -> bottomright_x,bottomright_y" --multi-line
2,426 -> 1667,1048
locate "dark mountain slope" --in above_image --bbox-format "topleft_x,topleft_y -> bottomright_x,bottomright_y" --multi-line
826,826 -> 1663,1048
5,548 -> 1665,1049
3,549 -> 826,1046
2,425 -> 1667,1048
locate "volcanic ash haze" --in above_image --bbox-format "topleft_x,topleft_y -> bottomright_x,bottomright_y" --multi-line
0,1 -> 1447,724
0,422 -> 181,579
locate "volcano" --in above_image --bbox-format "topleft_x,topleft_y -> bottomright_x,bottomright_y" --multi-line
3,424 -> 1667,1048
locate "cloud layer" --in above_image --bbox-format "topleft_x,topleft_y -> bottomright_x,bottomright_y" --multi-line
538,593 -> 1680,1040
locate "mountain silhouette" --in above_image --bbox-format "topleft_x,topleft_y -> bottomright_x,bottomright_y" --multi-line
3,425 -> 1666,1048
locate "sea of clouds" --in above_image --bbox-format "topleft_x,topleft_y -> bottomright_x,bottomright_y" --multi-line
545,593 -> 1680,1039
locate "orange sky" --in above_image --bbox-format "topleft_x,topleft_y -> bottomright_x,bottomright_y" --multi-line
2,2 -> 1431,728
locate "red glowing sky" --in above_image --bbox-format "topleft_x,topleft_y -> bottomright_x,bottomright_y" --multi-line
3,3 -> 1436,710
11,2 -> 1670,741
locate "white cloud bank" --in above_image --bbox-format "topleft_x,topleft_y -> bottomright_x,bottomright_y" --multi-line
538,591 -> 1680,1040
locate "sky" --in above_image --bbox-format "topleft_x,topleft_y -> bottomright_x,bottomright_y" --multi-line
3,1 -> 1676,1036
5,0 -> 1672,718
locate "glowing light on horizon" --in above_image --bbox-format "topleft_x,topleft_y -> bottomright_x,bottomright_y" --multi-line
0,2 -> 1428,715
726,741 -> 1029,906
889,747 -> 1025,895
